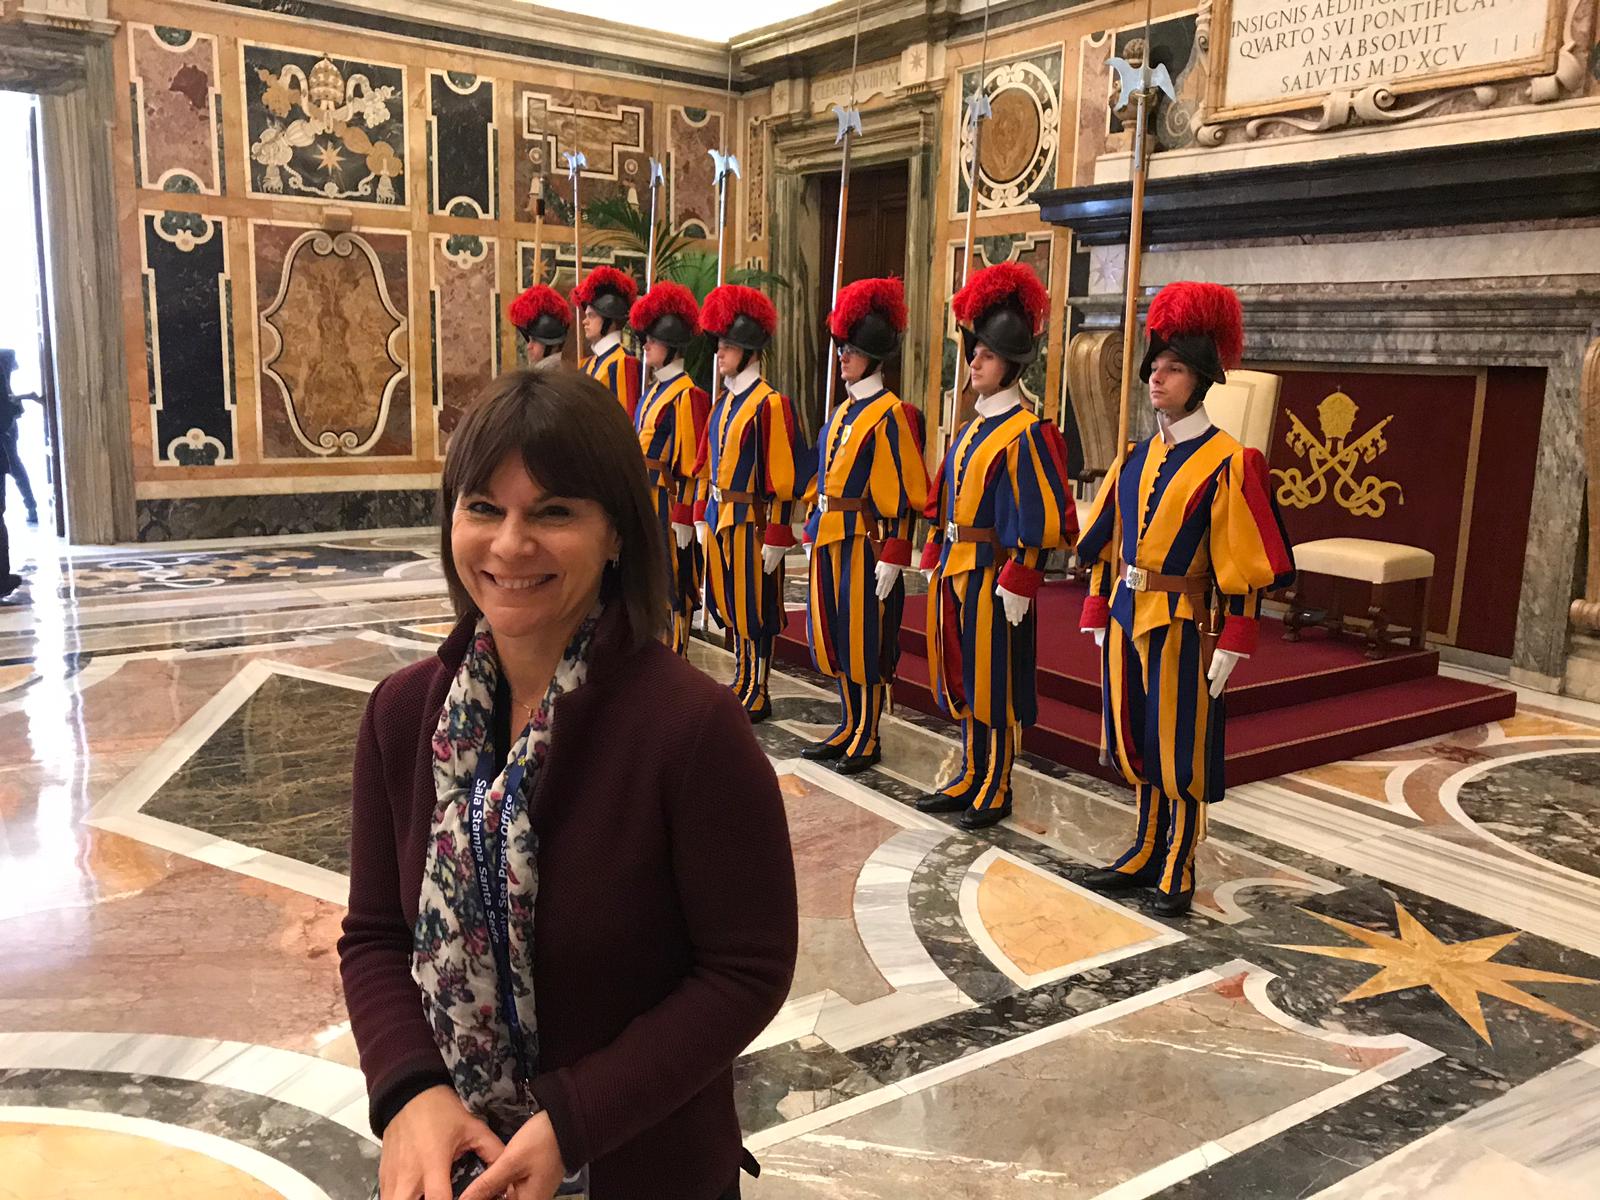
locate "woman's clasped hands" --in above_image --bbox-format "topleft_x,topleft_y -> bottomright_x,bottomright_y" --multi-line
380,1086 -> 566,1200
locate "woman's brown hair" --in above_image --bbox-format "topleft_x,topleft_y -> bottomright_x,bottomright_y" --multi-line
439,367 -> 668,652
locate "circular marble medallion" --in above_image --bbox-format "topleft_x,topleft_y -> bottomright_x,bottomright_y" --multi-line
979,88 -> 1041,186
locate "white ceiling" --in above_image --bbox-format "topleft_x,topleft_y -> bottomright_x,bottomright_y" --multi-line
520,0 -> 837,41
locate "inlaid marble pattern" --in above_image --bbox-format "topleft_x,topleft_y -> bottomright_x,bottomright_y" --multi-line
427,70 -> 496,219
242,44 -> 406,206
430,232 -> 500,449
253,224 -> 412,459
141,210 -> 235,466
669,105 -> 721,238
5,535 -> 1600,1197
954,47 -> 1062,217
513,85 -> 654,220
129,25 -> 222,195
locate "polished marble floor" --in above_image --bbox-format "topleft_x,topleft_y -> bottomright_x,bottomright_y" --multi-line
3,529 -> 1599,1197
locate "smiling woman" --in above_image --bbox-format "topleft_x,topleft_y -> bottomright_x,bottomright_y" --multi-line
340,365 -> 798,1200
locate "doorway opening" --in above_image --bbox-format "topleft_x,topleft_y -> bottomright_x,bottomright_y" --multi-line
0,89 -> 65,566
815,161 -> 909,406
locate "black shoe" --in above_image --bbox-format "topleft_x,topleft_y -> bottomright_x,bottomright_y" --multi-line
915,792 -> 967,814
1082,867 -> 1158,894
747,698 -> 772,724
800,741 -> 846,762
0,573 -> 20,599
959,801 -> 1013,830
1152,888 -> 1194,917
835,750 -> 880,775
25,509 -> 38,525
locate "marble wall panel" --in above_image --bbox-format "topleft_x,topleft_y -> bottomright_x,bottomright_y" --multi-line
136,488 -> 437,541
140,210 -> 235,466
954,46 -> 1063,217
513,85 -> 654,220
669,105 -> 721,238
427,70 -> 495,219
128,24 -> 221,195
252,224 -> 411,459
241,44 -> 407,206
430,232 -> 500,448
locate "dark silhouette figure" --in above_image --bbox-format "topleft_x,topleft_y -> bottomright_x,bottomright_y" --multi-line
0,349 -> 40,525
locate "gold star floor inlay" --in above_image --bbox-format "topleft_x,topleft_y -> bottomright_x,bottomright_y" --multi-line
1279,900 -> 1600,1043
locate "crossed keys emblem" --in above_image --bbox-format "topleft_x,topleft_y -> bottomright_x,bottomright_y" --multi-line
1272,390 -> 1405,519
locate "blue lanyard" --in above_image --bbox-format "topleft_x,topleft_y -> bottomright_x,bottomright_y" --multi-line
468,733 -> 536,1099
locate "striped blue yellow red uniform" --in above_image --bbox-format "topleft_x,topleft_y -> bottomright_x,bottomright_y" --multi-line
636,366 -> 710,655
802,378 -> 929,759
700,372 -> 810,714
582,339 -> 641,421
920,397 -> 1072,813
1076,417 -> 1295,895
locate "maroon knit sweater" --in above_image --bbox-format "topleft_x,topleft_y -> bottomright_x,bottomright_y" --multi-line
338,607 -> 798,1199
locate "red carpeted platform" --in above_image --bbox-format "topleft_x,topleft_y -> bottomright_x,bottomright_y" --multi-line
775,579 -> 1517,786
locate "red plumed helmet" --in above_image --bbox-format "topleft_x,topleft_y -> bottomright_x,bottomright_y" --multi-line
571,265 -> 638,322
629,281 -> 700,350
507,283 -> 568,331
829,277 -> 907,342
701,284 -> 778,352
1146,281 -> 1244,373
952,261 -> 1048,334
952,261 -> 1049,366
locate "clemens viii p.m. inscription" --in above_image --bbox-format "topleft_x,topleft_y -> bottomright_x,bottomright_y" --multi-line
1212,0 -> 1558,116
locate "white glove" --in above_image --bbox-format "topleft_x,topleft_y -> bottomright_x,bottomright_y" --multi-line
1208,648 -> 1244,697
672,522 -> 694,550
1084,626 -> 1107,648
874,560 -> 901,601
921,568 -> 934,584
996,584 -> 1031,626
803,541 -> 813,560
762,544 -> 788,575
694,520 -> 710,544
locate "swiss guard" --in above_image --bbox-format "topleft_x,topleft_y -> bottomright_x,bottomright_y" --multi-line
1077,281 -> 1295,915
916,262 -> 1073,829
507,283 -> 570,370
801,277 -> 928,773
573,265 -> 642,419
697,284 -> 809,722
630,280 -> 710,656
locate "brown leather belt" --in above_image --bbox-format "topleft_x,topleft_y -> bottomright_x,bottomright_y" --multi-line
712,486 -> 768,525
1122,564 -> 1209,597
944,521 -> 998,544
642,455 -> 671,474
817,495 -> 869,514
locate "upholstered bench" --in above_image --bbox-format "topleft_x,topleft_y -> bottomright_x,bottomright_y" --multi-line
1283,537 -> 1435,658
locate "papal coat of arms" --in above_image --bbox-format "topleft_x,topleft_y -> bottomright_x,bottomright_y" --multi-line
247,48 -> 405,204
1273,390 -> 1405,519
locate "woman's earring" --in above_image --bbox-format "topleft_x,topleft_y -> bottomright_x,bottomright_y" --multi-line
609,553 -> 621,567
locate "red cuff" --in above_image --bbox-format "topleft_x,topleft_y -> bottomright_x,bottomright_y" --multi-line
997,559 -> 1043,599
879,537 -> 911,567
692,499 -> 708,523
1080,595 -> 1110,630
763,523 -> 797,548
1218,616 -> 1259,656
670,502 -> 694,525
918,540 -> 941,571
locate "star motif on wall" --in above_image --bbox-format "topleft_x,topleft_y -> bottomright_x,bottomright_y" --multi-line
313,141 -> 344,174
1279,900 -> 1599,1043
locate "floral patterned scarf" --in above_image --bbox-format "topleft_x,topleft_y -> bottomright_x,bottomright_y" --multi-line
412,610 -> 599,1137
